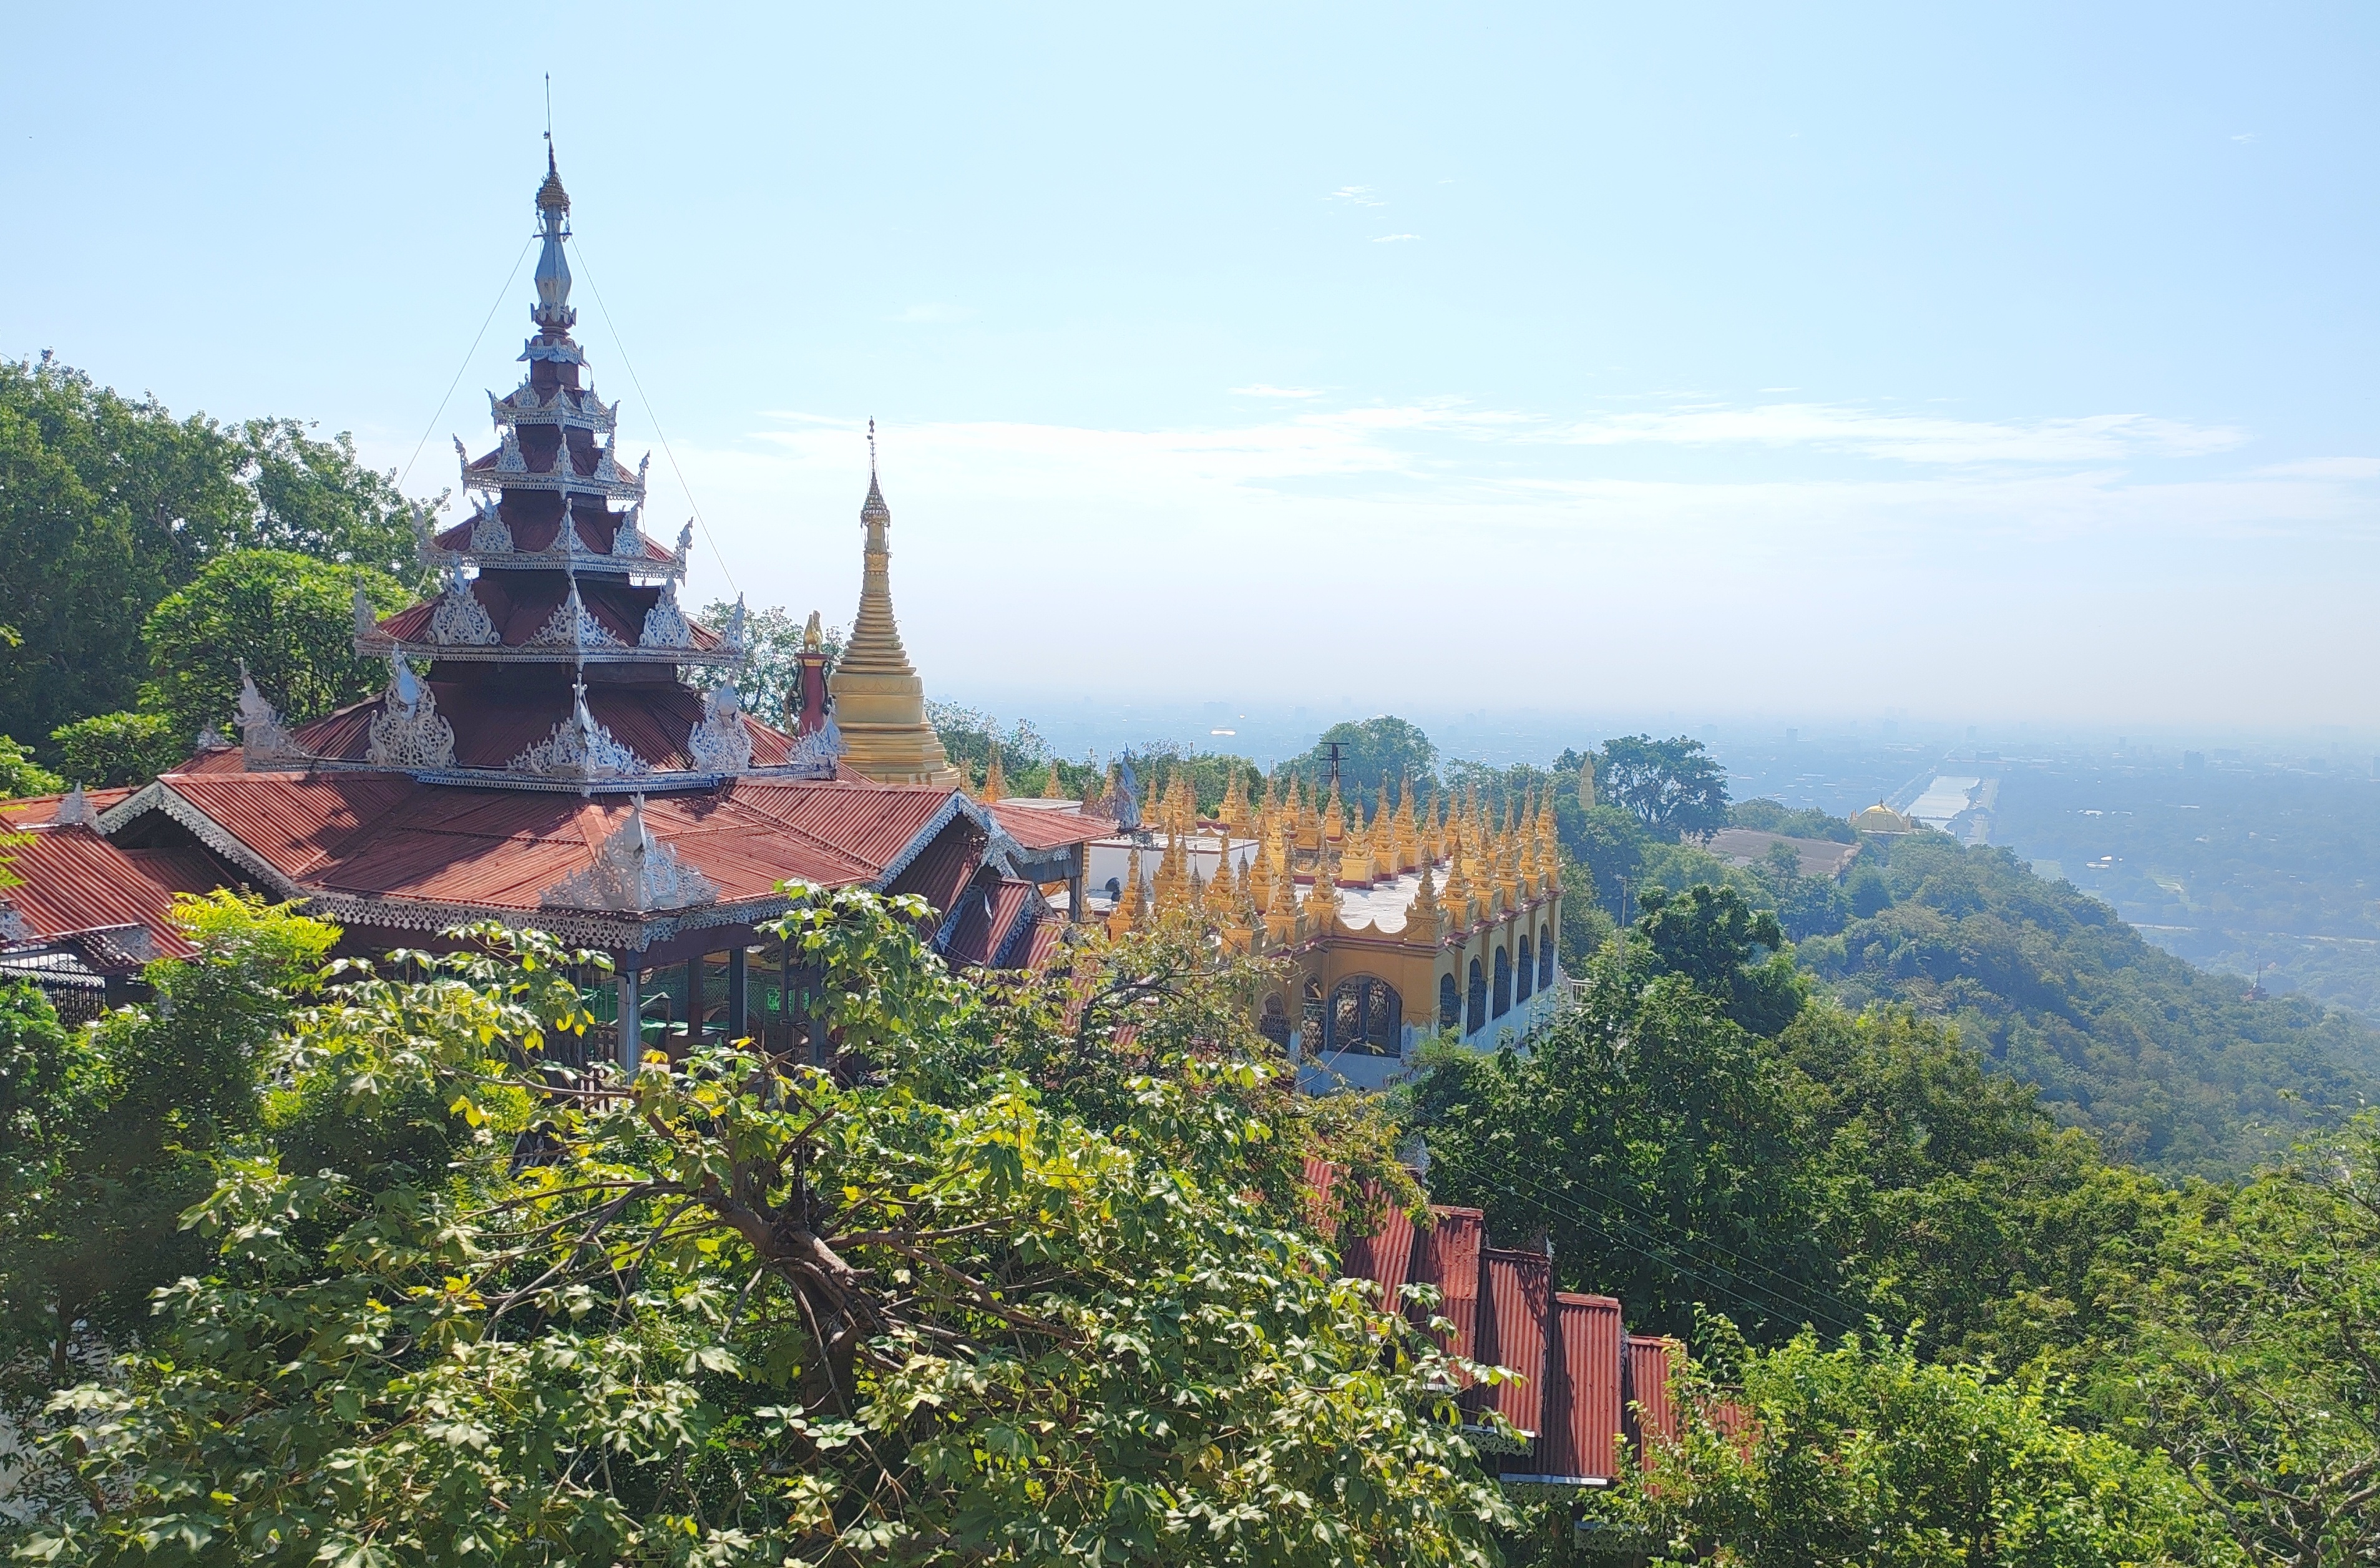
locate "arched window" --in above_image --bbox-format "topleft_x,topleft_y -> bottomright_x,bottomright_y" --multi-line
1326,976 -> 1402,1056
1466,959 -> 1486,1034
1302,978 -> 1325,1052
1259,993 -> 1291,1049
1516,934 -> 1534,1002
1539,923 -> 1555,988
1438,972 -> 1460,1031
1492,947 -> 1512,1017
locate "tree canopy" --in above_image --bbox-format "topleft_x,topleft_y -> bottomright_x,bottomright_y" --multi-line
1591,735 -> 1731,841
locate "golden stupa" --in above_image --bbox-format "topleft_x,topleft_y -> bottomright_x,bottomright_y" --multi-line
828,434 -> 962,787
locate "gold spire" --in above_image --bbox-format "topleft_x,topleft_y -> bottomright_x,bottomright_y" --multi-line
980,743 -> 1008,803
1304,851 -> 1339,933
1411,860 -> 1442,938
1247,835 -> 1277,912
1220,768 -> 1250,834
1323,779 -> 1345,841
1154,832 -> 1187,911
1042,757 -> 1066,798
1108,846 -> 1145,939
1263,851 -> 1300,943
828,435 -> 962,786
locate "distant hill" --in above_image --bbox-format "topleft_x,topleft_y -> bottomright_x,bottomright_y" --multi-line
1796,831 -> 2378,1176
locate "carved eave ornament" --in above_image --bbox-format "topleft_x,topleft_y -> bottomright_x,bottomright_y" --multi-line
686,682 -> 753,775
236,660 -> 303,769
541,794 -> 719,913
364,652 -> 456,772
428,564 -> 501,645
509,681 -> 648,783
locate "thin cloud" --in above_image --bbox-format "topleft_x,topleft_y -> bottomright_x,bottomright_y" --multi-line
1556,402 -> 2246,465
1372,233 -> 1419,243
1326,185 -> 1385,206
2253,456 -> 2380,480
1230,384 -> 1325,399
890,302 -> 972,324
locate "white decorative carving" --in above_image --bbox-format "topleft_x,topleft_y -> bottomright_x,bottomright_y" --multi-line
509,681 -> 647,781
671,519 -> 693,579
494,424 -> 528,474
429,563 -> 501,645
236,660 -> 301,766
540,794 -> 718,913
720,594 -> 748,656
787,715 -> 846,777
527,580 -> 621,649
195,725 -> 230,753
364,653 -> 456,771
687,683 -> 753,775
409,504 -> 449,569
612,503 -> 646,560
470,500 -> 514,554
638,580 -> 695,650
0,901 -> 28,945
52,785 -> 94,826
351,585 -> 389,650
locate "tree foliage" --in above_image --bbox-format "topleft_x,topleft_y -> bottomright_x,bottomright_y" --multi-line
46,712 -> 184,790
1592,735 -> 1731,841
23,898 -> 1511,1567
1282,717 -> 1441,813
140,549 -> 411,740
1574,1331 -> 2239,1567
0,736 -> 64,798
0,356 -> 436,758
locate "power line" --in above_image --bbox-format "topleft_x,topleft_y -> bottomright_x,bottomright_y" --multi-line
1446,1142 -> 1866,1331
1430,1142 -> 1865,1336
397,235 -> 535,493
566,233 -> 737,595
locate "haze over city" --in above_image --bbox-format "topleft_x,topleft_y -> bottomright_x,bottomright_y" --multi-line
6,3 -> 2376,732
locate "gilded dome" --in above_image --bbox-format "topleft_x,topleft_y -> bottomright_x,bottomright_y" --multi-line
1851,801 -> 1914,834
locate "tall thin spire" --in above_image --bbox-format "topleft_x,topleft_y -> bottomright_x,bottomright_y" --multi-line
827,426 -> 960,786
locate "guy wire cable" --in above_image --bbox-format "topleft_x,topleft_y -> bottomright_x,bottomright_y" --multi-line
398,234 -> 535,492
568,232 -> 738,595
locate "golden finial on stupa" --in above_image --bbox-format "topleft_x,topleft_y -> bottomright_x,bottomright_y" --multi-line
980,743 -> 1008,803
1154,832 -> 1188,911
1411,860 -> 1442,937
1304,851 -> 1339,933
1041,757 -> 1066,798
1323,779 -> 1345,841
1220,768 -> 1249,833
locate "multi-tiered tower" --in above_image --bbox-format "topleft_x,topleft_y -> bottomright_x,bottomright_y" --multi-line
251,150 -> 834,789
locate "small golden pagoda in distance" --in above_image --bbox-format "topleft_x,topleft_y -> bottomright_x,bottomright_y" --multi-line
828,424 -> 963,787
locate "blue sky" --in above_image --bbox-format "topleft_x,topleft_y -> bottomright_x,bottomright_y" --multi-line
6,3 -> 2376,732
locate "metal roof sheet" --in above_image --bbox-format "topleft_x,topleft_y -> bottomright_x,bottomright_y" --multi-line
0,825 -> 208,961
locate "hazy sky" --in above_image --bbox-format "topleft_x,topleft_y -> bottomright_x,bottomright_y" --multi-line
6,4 -> 2375,730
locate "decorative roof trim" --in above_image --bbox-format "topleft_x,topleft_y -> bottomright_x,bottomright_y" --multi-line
111,782 -> 303,899
363,655 -> 457,771
426,565 -> 501,646
540,794 -> 721,914
525,581 -> 622,650
509,682 -> 648,782
874,790 -> 977,891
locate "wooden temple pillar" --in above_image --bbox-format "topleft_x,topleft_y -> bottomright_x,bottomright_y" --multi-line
616,958 -> 644,1074
726,948 -> 749,1044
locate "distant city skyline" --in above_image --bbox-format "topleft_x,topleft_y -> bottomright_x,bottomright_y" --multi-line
6,3 -> 2374,728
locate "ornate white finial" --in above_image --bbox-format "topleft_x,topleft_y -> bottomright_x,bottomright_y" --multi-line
364,652 -> 456,772
236,659 -> 301,767
52,784 -> 94,827
510,678 -> 647,782
721,594 -> 748,655
527,577 -> 620,649
688,681 -> 753,775
540,793 -> 719,913
429,561 -> 500,645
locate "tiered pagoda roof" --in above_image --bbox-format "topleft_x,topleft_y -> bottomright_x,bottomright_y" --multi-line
22,150 -> 1110,968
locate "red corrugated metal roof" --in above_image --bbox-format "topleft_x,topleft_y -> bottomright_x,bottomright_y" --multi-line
1343,1191 -> 1418,1305
0,788 -> 137,827
943,876 -> 1035,968
134,773 -> 965,919
1625,1335 -> 1680,1464
1472,1248 -> 1553,1436
987,800 -> 1115,851
1543,1295 -> 1627,1481
291,681 -> 787,773
884,818 -> 985,918
732,782 -> 955,870
0,825 -> 207,961
1412,1207 -> 1486,1366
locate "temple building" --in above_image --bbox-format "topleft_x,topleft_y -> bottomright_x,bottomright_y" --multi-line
2,149 -> 1567,1088
0,151 -> 1105,1061
1061,763 -> 1568,1092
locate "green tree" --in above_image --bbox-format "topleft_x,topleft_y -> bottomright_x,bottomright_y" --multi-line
1283,715 -> 1441,812
139,549 -> 410,739
0,896 -> 331,1517
228,417 -> 434,583
1636,883 -> 1804,1037
0,736 -> 64,798
46,710 -> 185,788
0,356 -> 246,748
1596,734 -> 1730,840
27,895 -> 1511,1566
2106,1114 -> 2380,1567
1551,800 -> 1648,923
1582,1331 -> 2237,1567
